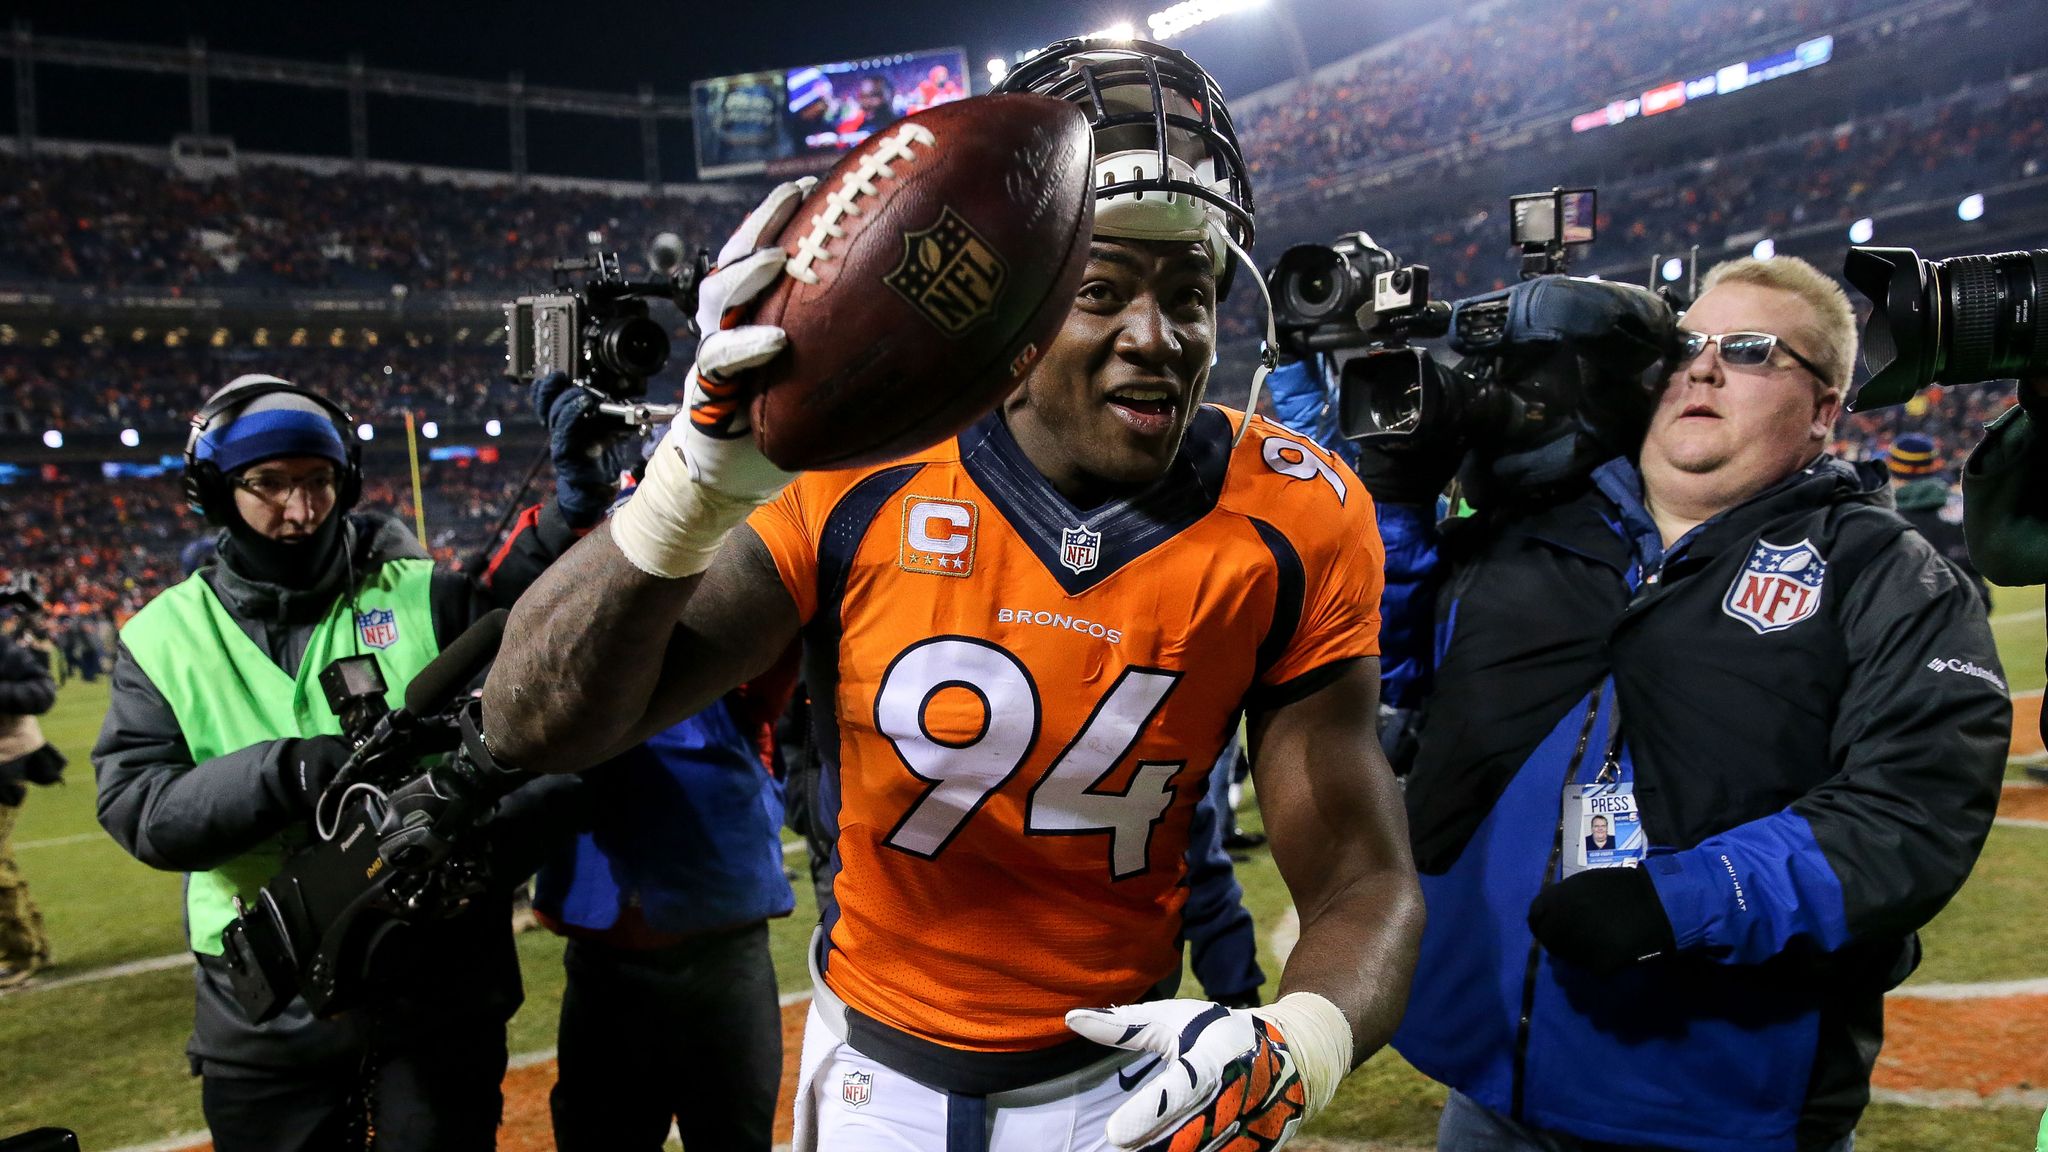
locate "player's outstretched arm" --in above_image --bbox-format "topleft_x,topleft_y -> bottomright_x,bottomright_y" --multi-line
1251,655 -> 1424,1062
483,519 -> 798,774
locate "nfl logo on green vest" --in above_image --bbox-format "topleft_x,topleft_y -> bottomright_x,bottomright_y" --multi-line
356,608 -> 399,650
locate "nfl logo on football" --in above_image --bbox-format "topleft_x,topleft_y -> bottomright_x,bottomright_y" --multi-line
1721,539 -> 1827,635
1060,525 -> 1101,575
841,1070 -> 873,1109
355,608 -> 399,650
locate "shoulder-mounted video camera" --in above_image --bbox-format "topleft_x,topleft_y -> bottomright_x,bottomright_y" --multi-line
219,611 -> 527,1024
1271,188 -> 1677,496
504,236 -> 712,431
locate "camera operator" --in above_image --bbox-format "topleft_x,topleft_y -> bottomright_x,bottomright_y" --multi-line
90,373 -> 616,1152
1354,256 -> 2007,1151
0,584 -> 61,989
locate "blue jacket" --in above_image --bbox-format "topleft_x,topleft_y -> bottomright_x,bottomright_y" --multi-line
533,697 -> 796,938
1383,457 -> 2007,1152
1265,358 -> 1360,470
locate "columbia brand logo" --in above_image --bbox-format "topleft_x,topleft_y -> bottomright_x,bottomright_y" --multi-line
1926,657 -> 2007,691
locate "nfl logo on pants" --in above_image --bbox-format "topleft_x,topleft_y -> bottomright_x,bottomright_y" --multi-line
841,1070 -> 872,1108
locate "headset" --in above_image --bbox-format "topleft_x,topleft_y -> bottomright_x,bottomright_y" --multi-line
182,374 -> 364,527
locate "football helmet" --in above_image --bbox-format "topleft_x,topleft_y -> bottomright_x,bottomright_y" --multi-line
997,37 -> 1255,287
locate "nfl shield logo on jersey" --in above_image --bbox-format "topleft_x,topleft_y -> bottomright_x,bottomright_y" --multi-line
1722,538 -> 1827,635
1060,525 -> 1101,575
841,1070 -> 873,1108
355,608 -> 399,650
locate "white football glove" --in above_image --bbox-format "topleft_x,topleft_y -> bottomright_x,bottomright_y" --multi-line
679,175 -> 816,503
1067,993 -> 1353,1152
610,178 -> 814,578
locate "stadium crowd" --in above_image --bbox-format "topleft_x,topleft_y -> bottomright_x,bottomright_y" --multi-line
0,455 -> 549,641
0,152 -> 731,293
1,345 -> 525,433
1238,0 -> 1990,194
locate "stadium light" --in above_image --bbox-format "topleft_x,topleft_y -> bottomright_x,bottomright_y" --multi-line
1753,238 -> 1776,260
1148,0 -> 1267,40
986,57 -> 1008,85
1848,217 -> 1875,245
1661,257 -> 1684,283
120,428 -> 140,448
356,423 -> 375,442
421,421 -> 440,440
485,419 -> 503,438
1087,21 -> 1136,41
41,430 -> 62,449
1958,193 -> 1985,222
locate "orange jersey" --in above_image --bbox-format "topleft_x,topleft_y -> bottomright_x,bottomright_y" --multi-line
750,406 -> 1382,1055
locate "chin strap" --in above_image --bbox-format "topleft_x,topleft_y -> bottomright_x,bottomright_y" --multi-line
1219,230 -> 1278,447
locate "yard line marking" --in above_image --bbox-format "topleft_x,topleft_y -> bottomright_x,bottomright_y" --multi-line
0,952 -> 191,997
1871,1086 -> 2048,1110
1890,976 -> 2048,1000
103,1130 -> 211,1152
16,831 -> 106,850
508,1046 -> 556,1069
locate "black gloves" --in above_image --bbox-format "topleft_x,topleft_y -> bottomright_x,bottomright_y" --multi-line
282,735 -> 353,813
533,371 -> 639,529
1527,865 -> 1677,975
19,743 -> 65,786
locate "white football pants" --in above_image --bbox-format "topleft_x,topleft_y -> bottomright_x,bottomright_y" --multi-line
791,1002 -> 1145,1152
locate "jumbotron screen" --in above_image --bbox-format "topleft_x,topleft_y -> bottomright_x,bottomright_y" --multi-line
692,47 -> 968,179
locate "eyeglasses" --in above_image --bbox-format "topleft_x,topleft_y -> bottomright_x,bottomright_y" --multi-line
1677,328 -> 1827,381
234,471 -> 338,505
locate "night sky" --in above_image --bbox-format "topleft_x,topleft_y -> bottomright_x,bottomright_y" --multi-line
0,0 -> 1447,180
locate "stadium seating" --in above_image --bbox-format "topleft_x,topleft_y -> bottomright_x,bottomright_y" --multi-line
0,345 -> 526,434
0,456 -> 547,620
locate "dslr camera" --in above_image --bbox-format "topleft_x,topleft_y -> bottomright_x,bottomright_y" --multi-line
1843,245 -> 2048,409
1267,231 -> 1451,355
504,240 -> 711,426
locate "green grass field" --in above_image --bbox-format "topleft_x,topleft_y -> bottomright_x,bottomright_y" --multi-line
3,585 -> 2045,1148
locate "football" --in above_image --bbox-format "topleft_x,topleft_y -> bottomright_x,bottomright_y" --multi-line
748,93 -> 1096,470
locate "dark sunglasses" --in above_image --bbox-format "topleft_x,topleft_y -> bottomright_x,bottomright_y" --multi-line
1677,328 -> 1826,380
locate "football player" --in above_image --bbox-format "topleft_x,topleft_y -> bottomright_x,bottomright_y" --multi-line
484,38 -> 1422,1152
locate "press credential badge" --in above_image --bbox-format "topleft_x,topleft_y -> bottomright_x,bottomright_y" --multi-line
1562,780 -> 1646,878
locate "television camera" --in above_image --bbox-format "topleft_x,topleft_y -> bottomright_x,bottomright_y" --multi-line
503,236 -> 713,432
218,611 -> 529,1024
1267,187 -> 1676,494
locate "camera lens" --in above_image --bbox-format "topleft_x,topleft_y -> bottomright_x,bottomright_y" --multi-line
593,315 -> 671,379
1273,246 -> 1356,326
1848,245 -> 2048,409
1300,271 -> 1337,309
1935,251 -> 2048,385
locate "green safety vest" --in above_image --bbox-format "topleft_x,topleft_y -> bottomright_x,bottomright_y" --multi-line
120,557 -> 441,955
